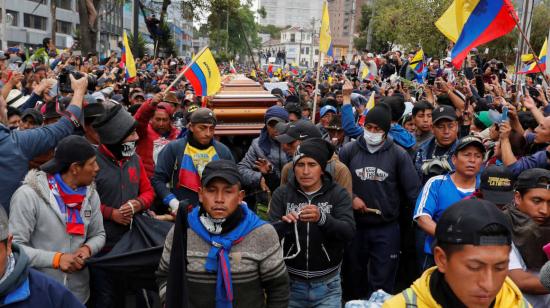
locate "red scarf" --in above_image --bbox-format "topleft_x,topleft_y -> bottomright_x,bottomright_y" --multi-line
48,174 -> 86,236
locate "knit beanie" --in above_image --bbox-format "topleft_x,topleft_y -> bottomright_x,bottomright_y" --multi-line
265,105 -> 289,124
293,138 -> 335,171
92,104 -> 137,145
365,103 -> 392,134
382,96 -> 405,122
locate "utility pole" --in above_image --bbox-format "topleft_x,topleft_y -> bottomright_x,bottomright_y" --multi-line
51,0 -> 57,47
225,8 -> 229,52
514,0 -> 534,84
309,17 -> 317,69
346,0 -> 356,63
298,28 -> 303,66
366,0 -> 375,51
132,0 -> 139,52
1,0 -> 7,50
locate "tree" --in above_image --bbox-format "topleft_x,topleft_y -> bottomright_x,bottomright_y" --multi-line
127,31 -> 148,58
77,0 -> 101,54
258,24 -> 284,40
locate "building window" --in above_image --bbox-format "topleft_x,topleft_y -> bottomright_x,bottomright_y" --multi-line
24,14 -> 47,30
315,49 -> 319,55
56,20 -> 72,34
305,47 -> 309,55
56,0 -> 72,10
0,10 -> 19,26
290,33 -> 295,43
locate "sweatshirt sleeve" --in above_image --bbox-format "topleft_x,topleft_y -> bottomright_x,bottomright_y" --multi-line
237,141 -> 262,188
258,225 -> 290,308
136,158 -> 155,209
134,99 -> 156,139
83,191 -> 106,255
341,104 -> 363,139
507,150 -> 549,177
267,187 -> 286,222
16,105 -> 81,159
9,186 -> 56,268
318,185 -> 355,242
397,149 -> 421,206
156,226 -> 174,303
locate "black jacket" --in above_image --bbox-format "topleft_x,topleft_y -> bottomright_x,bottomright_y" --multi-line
339,135 -> 420,226
268,175 -> 355,282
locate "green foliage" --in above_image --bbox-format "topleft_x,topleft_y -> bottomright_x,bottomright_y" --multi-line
127,32 -> 148,58
258,24 -> 284,40
257,6 -> 267,19
157,21 -> 177,56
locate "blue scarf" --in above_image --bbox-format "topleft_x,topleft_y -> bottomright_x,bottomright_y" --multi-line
188,204 -> 265,308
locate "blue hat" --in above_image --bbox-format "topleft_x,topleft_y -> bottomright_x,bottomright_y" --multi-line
320,105 -> 337,118
265,105 -> 289,124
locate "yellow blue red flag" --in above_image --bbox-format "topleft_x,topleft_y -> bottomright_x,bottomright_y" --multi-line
409,49 -> 426,74
120,31 -> 136,81
435,0 -> 517,68
518,38 -> 547,74
183,48 -> 221,96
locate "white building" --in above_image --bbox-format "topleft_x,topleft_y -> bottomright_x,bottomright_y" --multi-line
258,0 -> 323,29
262,27 -> 320,68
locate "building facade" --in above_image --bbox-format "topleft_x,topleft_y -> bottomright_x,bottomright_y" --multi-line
258,0 -> 323,29
261,26 -> 320,68
327,0 -> 368,59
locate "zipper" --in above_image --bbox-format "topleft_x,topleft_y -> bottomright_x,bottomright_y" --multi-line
321,244 -> 331,262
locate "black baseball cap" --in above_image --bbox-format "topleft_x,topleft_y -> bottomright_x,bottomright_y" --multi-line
275,119 -> 322,144
515,168 -> 550,191
201,160 -> 242,187
480,165 -> 515,205
21,109 -> 44,126
190,108 -> 217,125
435,199 -> 512,247
432,105 -> 457,124
455,136 -> 486,154
41,135 -> 96,174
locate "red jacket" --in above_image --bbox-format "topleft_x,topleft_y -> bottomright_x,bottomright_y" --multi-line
134,99 -> 180,178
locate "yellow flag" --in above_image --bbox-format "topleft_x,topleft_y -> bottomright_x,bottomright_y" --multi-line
361,67 -> 369,80
250,69 -> 256,78
122,31 -> 136,80
319,1 -> 332,54
435,0 -> 478,43
366,91 -> 375,111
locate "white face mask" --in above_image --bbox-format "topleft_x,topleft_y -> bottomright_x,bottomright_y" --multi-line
363,129 -> 385,146
121,141 -> 136,157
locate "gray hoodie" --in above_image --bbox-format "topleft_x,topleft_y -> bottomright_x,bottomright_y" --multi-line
9,169 -> 105,303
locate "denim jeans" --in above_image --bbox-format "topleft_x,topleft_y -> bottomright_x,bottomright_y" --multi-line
289,273 -> 342,308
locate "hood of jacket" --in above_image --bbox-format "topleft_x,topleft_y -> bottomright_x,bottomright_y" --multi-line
389,123 -> 416,149
22,169 -> 97,205
410,267 -> 528,307
0,244 -> 29,298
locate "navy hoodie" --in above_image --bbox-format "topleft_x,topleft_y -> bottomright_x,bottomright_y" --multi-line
339,135 -> 420,225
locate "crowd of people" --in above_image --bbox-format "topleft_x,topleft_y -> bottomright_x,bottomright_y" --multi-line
1,37 -> 550,308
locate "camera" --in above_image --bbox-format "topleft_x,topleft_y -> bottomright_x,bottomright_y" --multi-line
58,66 -> 97,93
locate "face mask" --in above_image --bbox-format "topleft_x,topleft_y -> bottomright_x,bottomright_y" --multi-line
363,129 -> 384,146
121,141 -> 136,157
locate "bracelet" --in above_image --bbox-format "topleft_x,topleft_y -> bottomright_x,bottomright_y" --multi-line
53,252 -> 63,269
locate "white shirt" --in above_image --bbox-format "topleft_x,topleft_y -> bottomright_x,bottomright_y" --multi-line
509,244 -> 550,308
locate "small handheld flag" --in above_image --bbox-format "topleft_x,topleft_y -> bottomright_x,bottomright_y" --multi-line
183,48 -> 221,96
409,49 -> 426,74
518,38 -> 547,74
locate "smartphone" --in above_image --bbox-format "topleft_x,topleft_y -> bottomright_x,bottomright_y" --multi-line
501,107 -> 508,122
521,83 -> 527,96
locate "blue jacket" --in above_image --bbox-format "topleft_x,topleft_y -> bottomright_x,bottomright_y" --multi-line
152,134 -> 234,206
508,150 -> 550,177
0,244 -> 83,307
0,105 -> 81,212
339,135 -> 420,225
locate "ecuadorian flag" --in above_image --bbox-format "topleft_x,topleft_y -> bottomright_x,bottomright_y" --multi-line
409,49 -> 426,74
518,38 -> 547,74
361,66 -> 374,81
179,145 -> 219,192
435,0 -> 517,68
183,48 -> 221,96
120,31 -> 137,82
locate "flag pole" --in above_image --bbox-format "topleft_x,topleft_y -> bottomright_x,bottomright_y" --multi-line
163,45 -> 209,96
311,52 -> 324,124
507,9 -> 549,85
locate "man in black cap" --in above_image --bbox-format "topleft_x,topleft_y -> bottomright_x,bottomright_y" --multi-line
276,119 -> 352,196
504,168 -> 550,307
415,136 -> 485,270
384,199 -> 530,307
268,138 -> 354,307
9,135 -> 105,303
19,109 -> 44,130
339,103 -> 420,300
158,160 -> 289,308
152,108 -> 234,215
414,104 -> 460,185
90,105 -> 155,307
473,165 -> 515,208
